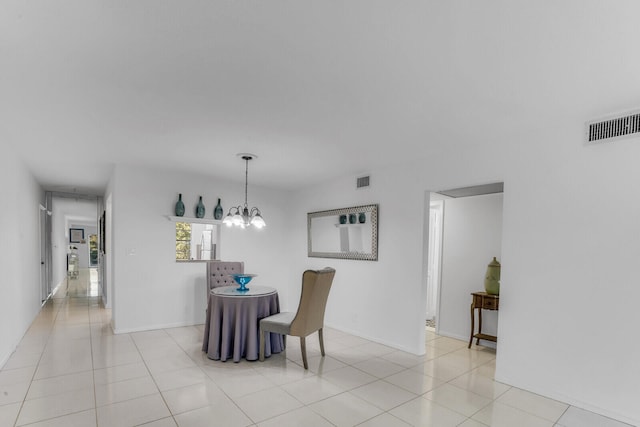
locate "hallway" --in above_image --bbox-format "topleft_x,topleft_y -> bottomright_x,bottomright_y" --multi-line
0,271 -> 632,426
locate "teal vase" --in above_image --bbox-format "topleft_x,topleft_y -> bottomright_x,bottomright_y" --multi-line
175,194 -> 185,217
358,212 -> 366,223
195,196 -> 205,218
214,198 -> 223,220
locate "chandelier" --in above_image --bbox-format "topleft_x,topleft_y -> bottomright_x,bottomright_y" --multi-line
223,154 -> 266,229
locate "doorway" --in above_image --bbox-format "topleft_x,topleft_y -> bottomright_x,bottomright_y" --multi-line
425,200 -> 443,331
39,204 -> 50,303
89,234 -> 98,267
425,182 -> 504,340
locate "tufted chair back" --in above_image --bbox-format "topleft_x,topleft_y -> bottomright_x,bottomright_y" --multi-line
206,261 -> 244,293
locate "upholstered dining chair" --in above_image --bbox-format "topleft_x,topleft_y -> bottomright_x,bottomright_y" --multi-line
206,261 -> 244,295
259,267 -> 336,369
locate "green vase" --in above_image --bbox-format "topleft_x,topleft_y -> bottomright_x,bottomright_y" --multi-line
484,257 -> 501,295
195,196 -> 205,218
175,194 -> 185,217
214,198 -> 223,220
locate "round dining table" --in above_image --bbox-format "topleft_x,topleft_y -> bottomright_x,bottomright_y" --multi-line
202,285 -> 284,362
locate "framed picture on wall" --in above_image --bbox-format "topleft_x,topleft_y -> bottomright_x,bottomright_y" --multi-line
100,211 -> 106,253
70,228 -> 85,243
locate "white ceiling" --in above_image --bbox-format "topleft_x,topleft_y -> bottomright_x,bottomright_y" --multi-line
2,1 -> 640,194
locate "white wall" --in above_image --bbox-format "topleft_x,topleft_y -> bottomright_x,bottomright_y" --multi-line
495,131 -> 640,425
101,138 -> 640,425
109,164 -> 291,333
290,166 -> 429,354
438,193 -> 503,343
0,145 -> 44,368
288,169 -> 502,357
287,131 -> 640,424
100,136 -> 640,425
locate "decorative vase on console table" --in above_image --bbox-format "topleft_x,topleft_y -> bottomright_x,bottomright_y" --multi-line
484,257 -> 501,295
214,198 -> 223,220
195,196 -> 205,218
175,194 -> 185,217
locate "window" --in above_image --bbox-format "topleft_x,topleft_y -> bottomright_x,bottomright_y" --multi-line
175,222 -> 192,261
89,234 -> 98,266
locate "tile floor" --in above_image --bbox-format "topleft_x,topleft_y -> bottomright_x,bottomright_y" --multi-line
0,269 -> 633,427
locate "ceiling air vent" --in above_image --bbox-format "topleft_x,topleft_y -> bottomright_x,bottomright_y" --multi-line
356,176 -> 370,189
586,110 -> 640,144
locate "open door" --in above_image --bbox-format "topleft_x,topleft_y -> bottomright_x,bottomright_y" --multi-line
39,204 -> 51,303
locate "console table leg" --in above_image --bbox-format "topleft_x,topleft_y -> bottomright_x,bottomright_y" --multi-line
468,302 -> 475,348
477,307 -> 483,345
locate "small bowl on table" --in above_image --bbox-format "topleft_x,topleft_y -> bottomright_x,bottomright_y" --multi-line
230,274 -> 257,292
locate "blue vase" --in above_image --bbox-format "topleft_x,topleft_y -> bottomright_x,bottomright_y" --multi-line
349,213 -> 357,224
214,198 -> 223,220
339,215 -> 347,224
195,196 -> 205,218
175,194 -> 185,217
358,212 -> 366,223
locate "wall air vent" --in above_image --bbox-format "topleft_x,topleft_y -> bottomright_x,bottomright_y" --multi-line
356,176 -> 370,189
586,110 -> 640,144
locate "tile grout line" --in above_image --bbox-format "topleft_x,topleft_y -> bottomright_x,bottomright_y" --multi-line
11,276 -> 68,427
129,329 -> 179,426
88,284 -> 99,427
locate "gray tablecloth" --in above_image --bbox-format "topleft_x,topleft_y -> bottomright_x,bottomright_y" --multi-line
202,287 -> 284,362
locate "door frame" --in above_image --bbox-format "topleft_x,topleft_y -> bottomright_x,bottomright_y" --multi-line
39,203 -> 52,303
426,199 -> 444,330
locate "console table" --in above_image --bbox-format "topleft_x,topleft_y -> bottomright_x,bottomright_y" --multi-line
468,291 -> 499,348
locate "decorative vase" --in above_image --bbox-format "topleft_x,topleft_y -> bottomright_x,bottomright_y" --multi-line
214,198 -> 223,220
358,212 -> 366,223
484,257 -> 501,295
231,274 -> 256,292
349,213 -> 357,224
175,194 -> 185,217
195,196 -> 205,218
339,215 -> 347,224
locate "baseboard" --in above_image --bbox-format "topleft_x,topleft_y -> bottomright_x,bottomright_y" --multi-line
494,373 -> 639,426
51,279 -> 64,297
324,322 -> 423,355
113,320 -> 200,335
0,353 -> 11,370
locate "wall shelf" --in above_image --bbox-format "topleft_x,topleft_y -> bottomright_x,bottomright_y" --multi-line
334,223 -> 366,228
166,215 -> 223,225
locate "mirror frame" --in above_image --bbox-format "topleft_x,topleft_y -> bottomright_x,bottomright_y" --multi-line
307,204 -> 379,261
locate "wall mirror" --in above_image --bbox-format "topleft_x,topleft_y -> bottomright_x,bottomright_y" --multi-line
307,204 -> 378,261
